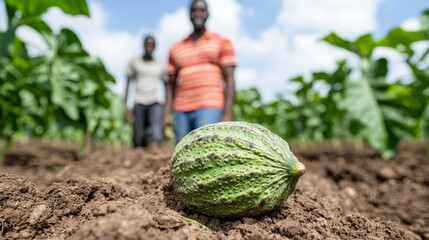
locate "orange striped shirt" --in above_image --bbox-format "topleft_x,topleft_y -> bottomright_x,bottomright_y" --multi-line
168,30 -> 237,112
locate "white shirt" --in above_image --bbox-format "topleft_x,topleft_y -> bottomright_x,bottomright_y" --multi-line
127,56 -> 168,105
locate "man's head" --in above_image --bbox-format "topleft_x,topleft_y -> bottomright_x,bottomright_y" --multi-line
143,35 -> 155,55
189,0 -> 208,31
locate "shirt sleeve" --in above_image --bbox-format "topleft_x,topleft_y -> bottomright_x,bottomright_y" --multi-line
126,59 -> 136,78
219,38 -> 237,68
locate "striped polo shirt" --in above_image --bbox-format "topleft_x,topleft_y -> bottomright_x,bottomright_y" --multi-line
167,30 -> 237,112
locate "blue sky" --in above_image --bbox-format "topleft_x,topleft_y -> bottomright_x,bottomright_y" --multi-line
95,0 -> 428,39
2,0 -> 429,102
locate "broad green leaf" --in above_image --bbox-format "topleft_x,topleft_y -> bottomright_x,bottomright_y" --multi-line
19,90 -> 37,110
323,33 -> 377,58
24,19 -> 53,36
60,92 -> 79,120
379,28 -> 426,56
343,78 -> 390,157
81,80 -> 97,96
323,33 -> 357,53
355,34 -> 377,58
342,57 -> 414,159
24,27 -> 118,136
0,17 -> 19,58
368,58 -> 388,79
5,0 -> 89,18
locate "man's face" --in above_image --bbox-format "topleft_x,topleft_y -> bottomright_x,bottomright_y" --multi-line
190,0 -> 208,30
144,37 -> 155,55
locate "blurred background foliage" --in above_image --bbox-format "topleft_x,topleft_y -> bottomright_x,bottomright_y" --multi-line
235,9 -> 429,158
0,0 -> 427,159
0,0 -> 131,158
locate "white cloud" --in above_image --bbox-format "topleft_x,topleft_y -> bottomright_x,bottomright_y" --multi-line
206,0 -> 243,38
401,18 -> 421,31
277,0 -> 381,38
236,68 -> 257,89
155,8 -> 191,62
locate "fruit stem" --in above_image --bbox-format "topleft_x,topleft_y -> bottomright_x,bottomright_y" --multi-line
296,162 -> 305,176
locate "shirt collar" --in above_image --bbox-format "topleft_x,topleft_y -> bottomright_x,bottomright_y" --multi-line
184,29 -> 213,42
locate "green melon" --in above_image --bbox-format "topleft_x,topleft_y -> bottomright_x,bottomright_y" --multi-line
170,121 -> 305,218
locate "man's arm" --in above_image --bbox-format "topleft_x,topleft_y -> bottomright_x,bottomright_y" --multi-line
221,66 -> 236,122
123,76 -> 133,122
124,76 -> 131,106
163,74 -> 177,127
124,59 -> 135,110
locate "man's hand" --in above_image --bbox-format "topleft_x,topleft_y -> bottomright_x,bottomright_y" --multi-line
163,114 -> 173,129
124,108 -> 134,123
221,113 -> 232,122
163,114 -> 174,140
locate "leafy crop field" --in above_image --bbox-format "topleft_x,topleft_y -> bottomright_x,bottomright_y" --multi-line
1,1 -> 428,239
1,140 -> 427,239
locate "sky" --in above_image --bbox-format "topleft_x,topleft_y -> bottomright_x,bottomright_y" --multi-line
2,0 -> 429,102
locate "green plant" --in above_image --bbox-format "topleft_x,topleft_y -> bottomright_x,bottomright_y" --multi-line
0,0 -> 131,159
234,9 -> 429,159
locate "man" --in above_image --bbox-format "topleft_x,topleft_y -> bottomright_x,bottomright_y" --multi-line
125,35 -> 168,148
163,0 -> 237,143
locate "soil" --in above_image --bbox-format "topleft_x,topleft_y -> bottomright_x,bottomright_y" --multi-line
0,139 -> 428,240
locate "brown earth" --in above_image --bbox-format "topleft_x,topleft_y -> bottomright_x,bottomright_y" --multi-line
0,139 -> 428,240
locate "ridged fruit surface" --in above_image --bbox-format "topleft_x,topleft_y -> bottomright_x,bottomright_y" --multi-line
170,121 -> 305,218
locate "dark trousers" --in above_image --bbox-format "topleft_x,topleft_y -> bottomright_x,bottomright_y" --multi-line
133,103 -> 163,147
